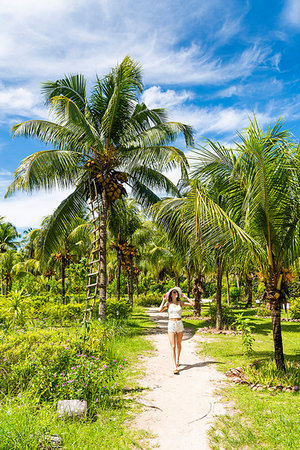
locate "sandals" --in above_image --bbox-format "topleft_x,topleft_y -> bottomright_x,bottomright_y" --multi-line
173,369 -> 179,375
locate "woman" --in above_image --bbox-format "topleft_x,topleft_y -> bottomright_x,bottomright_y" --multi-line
159,286 -> 194,374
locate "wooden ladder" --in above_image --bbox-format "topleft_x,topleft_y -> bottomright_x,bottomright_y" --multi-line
83,179 -> 101,322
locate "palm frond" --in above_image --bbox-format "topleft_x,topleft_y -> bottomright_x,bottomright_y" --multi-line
39,185 -> 87,266
41,74 -> 88,112
5,150 -> 85,197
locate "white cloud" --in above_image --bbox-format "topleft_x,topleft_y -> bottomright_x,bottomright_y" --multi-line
0,169 -> 12,176
142,86 -> 192,109
0,166 -> 74,228
0,83 -> 48,121
166,104 -> 275,139
0,0 -> 270,95
282,0 -> 300,27
0,189 -> 74,228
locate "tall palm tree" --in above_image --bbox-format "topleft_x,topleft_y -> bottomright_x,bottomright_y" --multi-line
191,118 -> 300,370
6,56 -> 193,319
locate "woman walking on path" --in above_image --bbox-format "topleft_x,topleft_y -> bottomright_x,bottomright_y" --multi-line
159,286 -> 194,375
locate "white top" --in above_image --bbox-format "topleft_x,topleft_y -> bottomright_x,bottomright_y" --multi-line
168,302 -> 182,319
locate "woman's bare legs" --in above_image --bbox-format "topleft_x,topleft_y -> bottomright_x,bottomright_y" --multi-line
175,332 -> 184,368
168,332 -> 177,369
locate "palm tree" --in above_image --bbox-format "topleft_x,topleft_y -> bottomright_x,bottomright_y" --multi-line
107,198 -> 142,304
39,216 -> 92,303
0,220 -> 19,253
0,250 -> 21,296
6,56 -> 193,320
191,118 -> 300,370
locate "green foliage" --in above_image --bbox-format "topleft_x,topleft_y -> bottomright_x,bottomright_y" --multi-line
208,302 -> 236,328
202,280 -> 216,297
244,359 -> 299,387
289,297 -> 300,319
0,320 -> 122,404
134,293 -> 162,307
233,313 -> 255,355
256,305 -> 272,317
229,287 -> 241,303
256,282 -> 266,297
107,273 -> 128,296
106,297 -> 131,320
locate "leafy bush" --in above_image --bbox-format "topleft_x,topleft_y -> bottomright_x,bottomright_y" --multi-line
208,302 -> 236,328
233,313 -> 255,355
202,281 -> 215,297
256,282 -> 266,297
134,293 -> 162,307
47,355 -> 122,404
229,286 -> 241,303
256,305 -> 272,317
289,297 -> 300,319
106,297 -> 131,319
244,359 -> 300,387
0,321 -> 122,404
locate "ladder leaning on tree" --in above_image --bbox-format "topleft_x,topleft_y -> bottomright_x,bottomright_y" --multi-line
83,179 -> 101,322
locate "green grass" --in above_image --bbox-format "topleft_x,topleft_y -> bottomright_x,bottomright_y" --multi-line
191,307 -> 300,450
209,385 -> 300,450
0,306 -> 156,450
0,396 -> 151,450
196,308 -> 300,371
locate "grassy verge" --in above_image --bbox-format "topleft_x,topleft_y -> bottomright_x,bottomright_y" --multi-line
209,384 -> 300,450
186,307 -> 300,449
0,307 -> 155,450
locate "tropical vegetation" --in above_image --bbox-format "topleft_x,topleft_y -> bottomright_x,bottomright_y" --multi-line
1,57 -> 300,448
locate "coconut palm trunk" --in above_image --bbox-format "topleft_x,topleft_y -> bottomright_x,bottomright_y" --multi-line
225,271 -> 230,305
187,271 -> 191,297
236,273 -> 240,289
245,275 -> 253,308
216,257 -> 223,330
128,254 -> 134,308
61,259 -> 66,304
135,274 -> 139,298
192,274 -> 203,317
116,247 -> 122,301
98,189 -> 108,319
267,280 -> 285,371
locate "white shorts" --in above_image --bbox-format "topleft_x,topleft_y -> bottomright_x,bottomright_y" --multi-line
168,320 -> 184,333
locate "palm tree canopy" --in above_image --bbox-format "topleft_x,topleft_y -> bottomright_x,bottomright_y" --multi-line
0,220 -> 20,253
190,118 -> 300,277
6,57 -> 193,256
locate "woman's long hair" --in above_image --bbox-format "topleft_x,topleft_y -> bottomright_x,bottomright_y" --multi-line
168,289 -> 180,303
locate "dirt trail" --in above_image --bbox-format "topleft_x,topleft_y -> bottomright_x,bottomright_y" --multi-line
132,308 -> 227,450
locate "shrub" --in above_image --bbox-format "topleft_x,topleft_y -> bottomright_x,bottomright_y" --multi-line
208,302 -> 236,328
256,305 -> 272,317
229,287 -> 241,303
289,297 -> 300,319
233,313 -> 255,355
106,297 -> 131,319
202,281 -> 215,297
134,293 -> 162,307
0,321 -> 121,404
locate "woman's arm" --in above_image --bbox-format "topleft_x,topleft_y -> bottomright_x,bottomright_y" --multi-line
180,293 -> 194,306
159,294 -> 168,312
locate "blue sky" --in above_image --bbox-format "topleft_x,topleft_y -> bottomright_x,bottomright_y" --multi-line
1,0 -> 300,229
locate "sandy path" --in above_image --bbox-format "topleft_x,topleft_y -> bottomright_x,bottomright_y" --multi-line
132,308 -> 227,450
